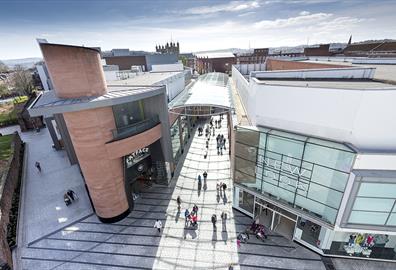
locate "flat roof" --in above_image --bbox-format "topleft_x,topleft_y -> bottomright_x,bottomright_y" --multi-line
29,85 -> 164,117
254,78 -> 396,90
195,51 -> 235,59
106,71 -> 183,86
303,60 -> 396,82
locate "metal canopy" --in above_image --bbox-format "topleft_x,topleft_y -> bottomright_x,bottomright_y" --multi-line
169,72 -> 233,113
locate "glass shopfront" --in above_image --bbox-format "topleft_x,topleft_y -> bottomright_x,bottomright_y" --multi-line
323,231 -> 396,260
348,177 -> 396,227
171,118 -> 182,163
235,126 -> 356,225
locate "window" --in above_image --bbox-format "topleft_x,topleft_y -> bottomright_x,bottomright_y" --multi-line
348,181 -> 396,226
235,127 -> 356,225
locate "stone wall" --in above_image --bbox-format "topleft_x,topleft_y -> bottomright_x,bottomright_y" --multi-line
0,133 -> 23,269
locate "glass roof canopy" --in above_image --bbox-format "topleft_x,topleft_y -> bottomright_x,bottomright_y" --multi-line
169,72 -> 234,115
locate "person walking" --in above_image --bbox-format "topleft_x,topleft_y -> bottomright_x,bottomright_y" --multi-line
192,204 -> 198,215
206,140 -> 209,149
222,183 -> 227,193
219,182 -> 223,196
203,171 -> 208,181
211,214 -> 217,228
177,196 -> 181,209
35,161 -> 42,173
154,219 -> 162,233
197,174 -> 202,183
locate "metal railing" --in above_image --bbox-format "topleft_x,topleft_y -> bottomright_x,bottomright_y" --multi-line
112,115 -> 160,141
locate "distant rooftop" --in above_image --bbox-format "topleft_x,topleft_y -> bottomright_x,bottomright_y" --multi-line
195,51 -> 235,59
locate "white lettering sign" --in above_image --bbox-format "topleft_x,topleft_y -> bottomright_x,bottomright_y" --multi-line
126,148 -> 149,168
263,155 -> 308,192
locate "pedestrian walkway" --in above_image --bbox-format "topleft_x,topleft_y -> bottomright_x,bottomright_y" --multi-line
18,117 -> 329,269
0,125 -> 93,269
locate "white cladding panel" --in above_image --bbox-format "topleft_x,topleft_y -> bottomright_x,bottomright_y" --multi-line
152,63 -> 184,72
249,82 -> 396,151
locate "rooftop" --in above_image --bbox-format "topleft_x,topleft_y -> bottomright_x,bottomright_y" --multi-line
170,72 -> 233,110
254,78 -> 396,90
106,71 -> 183,86
28,85 -> 164,117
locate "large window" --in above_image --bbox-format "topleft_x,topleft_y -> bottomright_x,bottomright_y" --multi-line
348,178 -> 396,226
113,100 -> 144,129
234,127 -> 356,224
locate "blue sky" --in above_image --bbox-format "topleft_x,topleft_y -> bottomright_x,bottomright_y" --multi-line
1,0 -> 395,59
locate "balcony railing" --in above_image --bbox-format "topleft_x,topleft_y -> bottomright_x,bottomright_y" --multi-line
111,115 -> 160,141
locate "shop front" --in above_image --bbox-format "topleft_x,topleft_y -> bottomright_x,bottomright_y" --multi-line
233,126 -> 396,261
123,140 -> 167,209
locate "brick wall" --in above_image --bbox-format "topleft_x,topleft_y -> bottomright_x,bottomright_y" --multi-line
0,133 -> 23,269
266,59 -> 347,71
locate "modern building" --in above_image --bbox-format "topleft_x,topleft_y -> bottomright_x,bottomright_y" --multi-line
195,51 -> 236,74
28,41 -> 193,223
102,48 -> 179,71
232,59 -> 396,262
236,48 -> 268,65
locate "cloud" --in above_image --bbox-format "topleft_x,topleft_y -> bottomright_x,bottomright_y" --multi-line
254,12 -> 333,29
184,1 -> 260,15
299,11 -> 310,16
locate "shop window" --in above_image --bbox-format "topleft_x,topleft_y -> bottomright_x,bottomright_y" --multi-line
239,190 -> 255,214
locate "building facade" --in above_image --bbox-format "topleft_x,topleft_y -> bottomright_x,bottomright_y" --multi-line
232,60 -> 396,262
29,41 -> 190,223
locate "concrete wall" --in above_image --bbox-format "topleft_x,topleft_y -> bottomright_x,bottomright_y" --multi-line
63,107 -> 129,220
104,56 -> 147,71
252,67 -> 375,80
40,44 -> 107,98
0,133 -> 23,268
145,54 -> 178,71
151,63 -> 183,72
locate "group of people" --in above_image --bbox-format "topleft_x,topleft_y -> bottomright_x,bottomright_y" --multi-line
216,134 -> 226,155
185,204 -> 199,228
63,189 -> 78,206
217,182 -> 227,196
197,171 -> 208,186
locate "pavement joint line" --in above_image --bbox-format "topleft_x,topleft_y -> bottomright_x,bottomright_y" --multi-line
27,213 -> 95,247
25,246 -> 240,265
21,256 -> 152,270
237,251 -> 323,261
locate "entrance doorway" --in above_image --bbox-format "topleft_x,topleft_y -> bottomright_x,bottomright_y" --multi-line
254,198 -> 297,239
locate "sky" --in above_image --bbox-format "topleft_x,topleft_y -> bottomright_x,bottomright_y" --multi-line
1,0 -> 396,59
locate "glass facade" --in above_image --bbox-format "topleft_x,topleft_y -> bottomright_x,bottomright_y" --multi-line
171,119 -> 181,163
235,126 -> 356,224
348,177 -> 396,226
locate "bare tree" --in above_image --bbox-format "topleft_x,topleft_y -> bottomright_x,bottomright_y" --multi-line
11,65 -> 34,96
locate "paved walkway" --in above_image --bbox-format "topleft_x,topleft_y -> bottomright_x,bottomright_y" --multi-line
0,125 -> 92,269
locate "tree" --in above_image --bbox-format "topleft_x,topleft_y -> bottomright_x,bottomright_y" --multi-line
11,65 -> 34,96
0,60 -> 8,72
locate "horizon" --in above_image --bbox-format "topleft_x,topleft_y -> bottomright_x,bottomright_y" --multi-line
1,0 -> 396,60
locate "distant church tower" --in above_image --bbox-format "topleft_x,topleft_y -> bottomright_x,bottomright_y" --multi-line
155,41 -> 180,55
